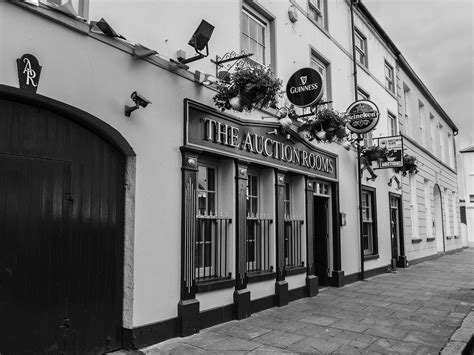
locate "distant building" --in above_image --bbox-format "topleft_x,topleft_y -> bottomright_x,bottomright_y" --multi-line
0,0 -> 463,353
459,146 -> 474,247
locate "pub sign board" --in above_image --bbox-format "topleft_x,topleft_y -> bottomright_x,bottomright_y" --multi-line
345,100 -> 380,134
285,67 -> 324,108
17,54 -> 42,93
376,135 -> 404,169
184,100 -> 337,181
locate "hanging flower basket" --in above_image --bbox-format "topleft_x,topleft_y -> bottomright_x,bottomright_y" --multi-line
393,154 -> 418,176
213,63 -> 282,112
360,145 -> 391,181
297,108 -> 348,143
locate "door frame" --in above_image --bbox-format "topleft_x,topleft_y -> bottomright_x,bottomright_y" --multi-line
305,178 -> 342,288
388,192 -> 405,268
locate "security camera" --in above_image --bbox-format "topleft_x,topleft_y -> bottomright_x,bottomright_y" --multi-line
125,91 -> 152,117
131,91 -> 151,108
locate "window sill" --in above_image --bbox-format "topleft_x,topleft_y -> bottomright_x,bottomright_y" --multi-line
446,236 -> 453,240
284,265 -> 306,277
196,277 -> 235,293
454,235 -> 460,239
247,270 -> 276,284
363,253 -> 379,261
411,238 -> 422,244
308,17 -> 330,38
427,237 -> 436,242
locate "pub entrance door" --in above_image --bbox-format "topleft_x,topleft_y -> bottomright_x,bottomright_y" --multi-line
314,196 -> 329,286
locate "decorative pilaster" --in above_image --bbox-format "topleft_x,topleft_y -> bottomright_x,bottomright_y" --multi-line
275,171 -> 288,306
234,162 -> 250,319
178,150 -> 200,336
305,178 -> 318,297
331,182 -> 344,287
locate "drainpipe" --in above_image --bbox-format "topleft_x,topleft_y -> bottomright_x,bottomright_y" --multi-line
350,0 -> 365,281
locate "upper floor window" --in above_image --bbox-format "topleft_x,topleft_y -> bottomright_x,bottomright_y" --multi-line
418,101 -> 425,146
403,84 -> 410,134
308,0 -> 327,29
430,113 -> 436,152
384,61 -> 395,94
354,29 -> 368,68
388,111 -> 398,136
241,8 -> 269,65
439,123 -> 445,161
41,0 -> 89,19
311,54 -> 330,101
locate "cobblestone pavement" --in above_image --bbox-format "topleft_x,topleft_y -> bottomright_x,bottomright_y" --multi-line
143,249 -> 474,354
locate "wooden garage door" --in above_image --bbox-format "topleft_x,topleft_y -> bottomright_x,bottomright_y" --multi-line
0,100 -> 125,354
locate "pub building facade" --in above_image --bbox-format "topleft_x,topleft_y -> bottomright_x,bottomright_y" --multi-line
0,0 -> 462,353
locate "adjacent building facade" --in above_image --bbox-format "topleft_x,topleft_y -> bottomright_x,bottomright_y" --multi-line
459,146 -> 474,247
0,0 -> 463,353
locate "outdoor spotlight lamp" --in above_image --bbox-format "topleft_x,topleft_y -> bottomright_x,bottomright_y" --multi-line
124,91 -> 152,117
177,19 -> 215,64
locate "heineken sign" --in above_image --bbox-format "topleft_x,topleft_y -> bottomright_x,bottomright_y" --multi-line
286,67 -> 324,107
346,100 -> 380,134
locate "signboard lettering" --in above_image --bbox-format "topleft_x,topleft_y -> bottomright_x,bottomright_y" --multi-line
185,101 -> 337,180
286,68 -> 324,107
377,135 -> 404,168
17,54 -> 42,93
346,100 -> 380,134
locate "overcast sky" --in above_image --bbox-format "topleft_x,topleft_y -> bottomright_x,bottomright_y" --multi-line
362,0 -> 474,151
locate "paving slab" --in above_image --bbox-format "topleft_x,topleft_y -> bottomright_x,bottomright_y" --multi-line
142,248 -> 474,354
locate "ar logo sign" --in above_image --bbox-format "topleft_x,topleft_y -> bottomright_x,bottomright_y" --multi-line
17,54 -> 42,93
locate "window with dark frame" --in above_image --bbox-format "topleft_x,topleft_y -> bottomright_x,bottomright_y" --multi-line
195,164 -> 231,281
246,171 -> 272,273
362,189 -> 377,256
241,8 -> 268,65
283,178 -> 304,269
354,29 -> 368,67
308,0 -> 327,29
384,61 -> 394,94
388,111 -> 398,136
311,54 -> 330,102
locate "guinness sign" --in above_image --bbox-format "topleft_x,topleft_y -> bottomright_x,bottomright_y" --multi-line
346,100 -> 380,134
286,67 -> 324,107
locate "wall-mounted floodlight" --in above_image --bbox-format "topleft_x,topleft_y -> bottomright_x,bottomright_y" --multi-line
90,18 -> 126,39
177,19 -> 214,65
124,91 -> 152,117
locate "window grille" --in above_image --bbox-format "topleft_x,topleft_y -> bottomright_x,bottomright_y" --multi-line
246,214 -> 273,273
195,214 -> 232,280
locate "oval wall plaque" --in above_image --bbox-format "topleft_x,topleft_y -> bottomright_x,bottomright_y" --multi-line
285,67 -> 324,108
345,100 -> 380,134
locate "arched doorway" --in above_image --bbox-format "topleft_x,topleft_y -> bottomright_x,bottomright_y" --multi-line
0,89 -> 133,354
433,184 -> 445,253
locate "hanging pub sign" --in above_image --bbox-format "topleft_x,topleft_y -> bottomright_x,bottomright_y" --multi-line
376,135 -> 404,168
345,100 -> 380,134
17,54 -> 42,93
285,67 -> 324,107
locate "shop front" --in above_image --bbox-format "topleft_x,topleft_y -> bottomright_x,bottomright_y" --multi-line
177,99 -> 342,336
